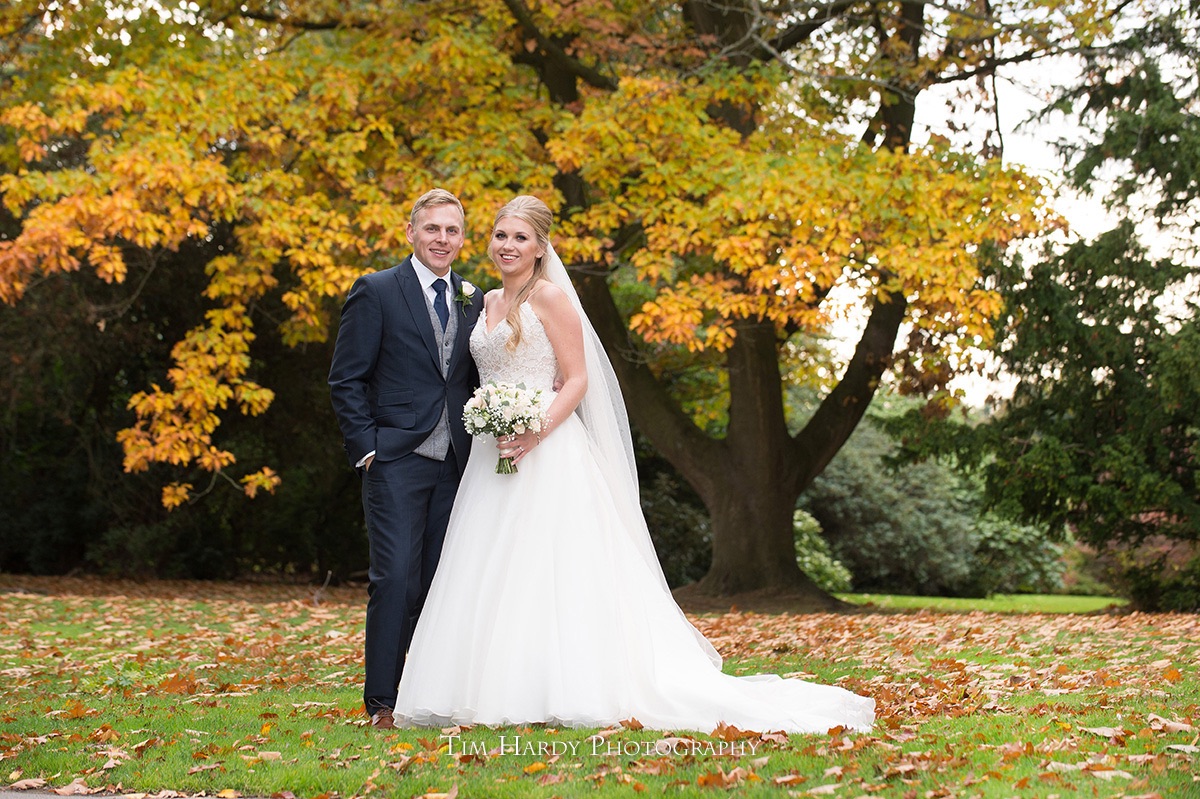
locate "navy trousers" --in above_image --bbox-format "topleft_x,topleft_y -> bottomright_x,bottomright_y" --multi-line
361,447 -> 461,711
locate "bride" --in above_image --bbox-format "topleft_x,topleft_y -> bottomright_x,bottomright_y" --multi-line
393,195 -> 874,734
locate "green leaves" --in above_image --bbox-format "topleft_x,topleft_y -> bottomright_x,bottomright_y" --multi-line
1056,4 -> 1200,225
892,222 -> 1199,555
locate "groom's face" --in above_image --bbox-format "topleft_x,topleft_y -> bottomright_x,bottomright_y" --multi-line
407,203 -> 465,276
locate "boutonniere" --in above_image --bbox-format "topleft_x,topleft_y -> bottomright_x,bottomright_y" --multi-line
454,281 -> 477,316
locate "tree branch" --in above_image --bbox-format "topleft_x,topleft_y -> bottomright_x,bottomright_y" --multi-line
499,0 -> 618,91
768,0 -> 861,54
233,10 -> 351,31
790,287 -> 908,492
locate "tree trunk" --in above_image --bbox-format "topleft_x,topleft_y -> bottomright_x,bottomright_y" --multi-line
535,0 -> 921,607
691,319 -> 810,594
695,472 -> 833,606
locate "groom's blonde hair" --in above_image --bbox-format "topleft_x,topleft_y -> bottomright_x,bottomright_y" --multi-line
492,195 -> 553,352
410,188 -> 465,227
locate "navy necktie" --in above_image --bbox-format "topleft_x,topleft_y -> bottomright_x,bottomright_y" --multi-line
432,278 -> 449,331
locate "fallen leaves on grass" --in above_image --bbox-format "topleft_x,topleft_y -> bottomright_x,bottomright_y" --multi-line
2,577 -> 1197,798
696,765 -> 757,787
8,778 -> 47,790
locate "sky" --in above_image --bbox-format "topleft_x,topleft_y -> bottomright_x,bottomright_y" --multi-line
900,64 -> 1119,406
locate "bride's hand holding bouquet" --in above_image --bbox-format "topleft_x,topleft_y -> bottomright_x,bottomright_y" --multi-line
463,381 -> 548,474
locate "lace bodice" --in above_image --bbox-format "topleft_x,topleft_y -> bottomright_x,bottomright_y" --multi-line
470,303 -> 558,393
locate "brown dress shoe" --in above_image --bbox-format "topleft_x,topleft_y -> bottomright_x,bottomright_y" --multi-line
369,707 -> 396,729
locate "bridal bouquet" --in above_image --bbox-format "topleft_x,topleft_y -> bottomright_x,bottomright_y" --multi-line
463,381 -> 549,474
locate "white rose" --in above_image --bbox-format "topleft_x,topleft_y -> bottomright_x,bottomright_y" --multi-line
461,281 -> 477,298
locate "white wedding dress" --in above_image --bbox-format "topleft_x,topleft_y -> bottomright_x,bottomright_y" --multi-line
393,300 -> 874,734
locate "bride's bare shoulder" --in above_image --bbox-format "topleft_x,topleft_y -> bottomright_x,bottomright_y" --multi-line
528,282 -> 581,336
528,281 -> 572,313
482,288 -> 503,311
528,279 -> 565,300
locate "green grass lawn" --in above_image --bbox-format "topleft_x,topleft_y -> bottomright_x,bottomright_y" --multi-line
1,577 -> 1194,799
838,593 -> 1129,614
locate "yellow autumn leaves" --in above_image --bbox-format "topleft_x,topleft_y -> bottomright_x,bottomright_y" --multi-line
0,2 -> 1077,507
553,75 -> 1052,355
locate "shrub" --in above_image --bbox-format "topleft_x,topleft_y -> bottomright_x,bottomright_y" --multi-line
969,514 -> 1065,596
1096,538 -> 1200,611
1056,542 -> 1117,597
640,470 -> 712,589
793,509 -> 853,592
804,415 -> 1064,597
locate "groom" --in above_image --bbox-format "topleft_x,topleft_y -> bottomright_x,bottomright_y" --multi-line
328,188 -> 483,729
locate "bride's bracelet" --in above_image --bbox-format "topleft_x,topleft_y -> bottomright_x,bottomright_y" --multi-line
536,417 -> 553,445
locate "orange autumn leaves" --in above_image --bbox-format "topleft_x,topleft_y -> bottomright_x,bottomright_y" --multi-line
551,75 -> 1050,355
2,5 -> 1056,507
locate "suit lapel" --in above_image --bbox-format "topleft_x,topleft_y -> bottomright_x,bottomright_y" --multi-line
395,258 -> 441,372
447,273 -> 475,372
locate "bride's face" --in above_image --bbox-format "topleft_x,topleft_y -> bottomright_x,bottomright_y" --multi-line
490,216 -> 544,279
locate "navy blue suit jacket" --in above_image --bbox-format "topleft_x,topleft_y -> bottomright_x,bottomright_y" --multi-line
328,257 -> 483,472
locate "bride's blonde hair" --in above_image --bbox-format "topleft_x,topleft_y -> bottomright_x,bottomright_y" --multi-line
491,195 -> 553,352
